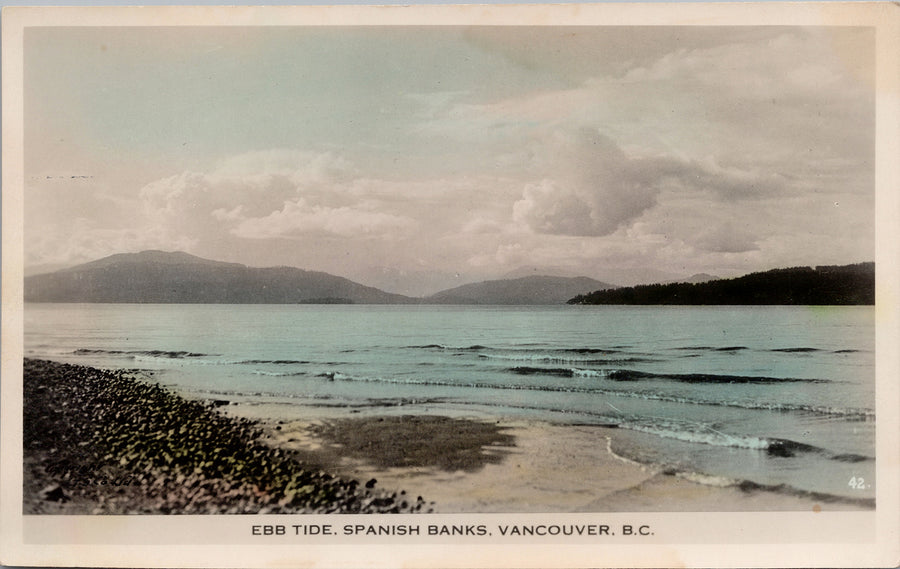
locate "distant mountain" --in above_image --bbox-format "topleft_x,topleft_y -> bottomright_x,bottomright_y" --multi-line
347,265 -> 474,298
25,250 -> 416,304
568,263 -> 874,305
502,265 -> 717,287
426,275 -> 616,305
502,265 -> 584,279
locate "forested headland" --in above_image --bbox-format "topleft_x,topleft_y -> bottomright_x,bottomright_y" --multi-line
567,263 -> 874,305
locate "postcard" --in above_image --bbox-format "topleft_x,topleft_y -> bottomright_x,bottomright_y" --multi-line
2,3 -> 898,567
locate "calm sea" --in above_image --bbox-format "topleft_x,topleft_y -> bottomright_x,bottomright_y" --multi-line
24,303 -> 876,505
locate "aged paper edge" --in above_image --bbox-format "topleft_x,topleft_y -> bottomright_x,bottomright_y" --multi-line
2,3 -> 899,568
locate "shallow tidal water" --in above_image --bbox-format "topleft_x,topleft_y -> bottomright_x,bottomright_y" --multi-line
25,303 -> 876,505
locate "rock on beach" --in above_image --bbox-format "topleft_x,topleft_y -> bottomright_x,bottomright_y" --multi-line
23,358 -> 424,515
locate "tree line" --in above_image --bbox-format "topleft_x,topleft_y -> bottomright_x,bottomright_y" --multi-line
568,263 -> 874,305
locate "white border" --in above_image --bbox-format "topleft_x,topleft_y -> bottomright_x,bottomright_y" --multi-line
2,4 -> 898,567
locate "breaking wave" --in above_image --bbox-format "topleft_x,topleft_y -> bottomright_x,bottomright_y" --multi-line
664,471 -> 874,508
508,366 -> 831,385
73,349 -> 311,366
74,348 -> 211,359
314,368 -> 872,420
606,369 -> 831,384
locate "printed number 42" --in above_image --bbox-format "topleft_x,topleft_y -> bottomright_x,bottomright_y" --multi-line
848,476 -> 868,490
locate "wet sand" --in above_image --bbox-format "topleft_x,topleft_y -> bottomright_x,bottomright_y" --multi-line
223,400 -> 871,513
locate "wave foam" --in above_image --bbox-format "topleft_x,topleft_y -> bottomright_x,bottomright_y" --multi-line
251,369 -> 307,377
622,420 -> 772,450
75,348 -> 211,359
314,368 -> 872,420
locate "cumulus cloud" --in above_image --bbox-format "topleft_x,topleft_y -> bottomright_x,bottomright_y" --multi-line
231,198 -> 418,239
138,149 -> 420,244
512,129 -> 662,236
511,128 -> 788,237
514,180 -> 594,235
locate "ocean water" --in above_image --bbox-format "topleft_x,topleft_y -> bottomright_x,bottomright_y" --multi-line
24,303 -> 876,506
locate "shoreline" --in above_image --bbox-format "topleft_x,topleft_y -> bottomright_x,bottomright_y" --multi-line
23,358 -> 426,514
23,358 -> 872,514
227,406 -> 873,513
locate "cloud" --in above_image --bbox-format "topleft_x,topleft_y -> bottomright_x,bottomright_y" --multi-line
623,29 -> 872,106
212,149 -> 354,184
25,217 -> 196,268
511,128 -> 789,237
138,149 -> 412,243
689,156 -> 788,200
425,28 -> 872,195
513,177 -> 654,237
690,222 -> 760,253
511,129 -> 661,236
460,216 -> 506,235
23,27 -> 874,282
231,198 -> 418,239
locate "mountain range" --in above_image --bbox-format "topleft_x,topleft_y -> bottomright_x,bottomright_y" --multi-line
24,251 -> 612,305
501,264 -> 715,287
25,251 -> 873,306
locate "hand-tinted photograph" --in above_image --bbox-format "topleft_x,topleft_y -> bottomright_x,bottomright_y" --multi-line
21,23 -> 876,517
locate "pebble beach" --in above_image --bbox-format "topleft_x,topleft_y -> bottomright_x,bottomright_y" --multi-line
23,358 -> 427,514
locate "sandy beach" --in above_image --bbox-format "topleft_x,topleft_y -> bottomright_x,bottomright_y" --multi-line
23,358 -> 871,515
224,401 -> 872,513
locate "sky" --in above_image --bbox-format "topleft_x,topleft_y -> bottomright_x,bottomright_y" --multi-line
24,25 -> 875,293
